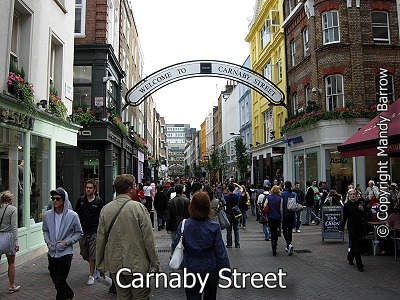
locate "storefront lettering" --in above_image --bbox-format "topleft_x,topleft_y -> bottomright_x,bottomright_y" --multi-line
283,136 -> 303,146
330,158 -> 348,164
0,107 -> 34,130
78,130 -> 92,136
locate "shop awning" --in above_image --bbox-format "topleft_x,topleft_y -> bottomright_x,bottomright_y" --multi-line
338,98 -> 400,158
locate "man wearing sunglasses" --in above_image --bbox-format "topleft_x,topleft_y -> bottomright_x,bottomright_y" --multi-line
42,188 -> 83,300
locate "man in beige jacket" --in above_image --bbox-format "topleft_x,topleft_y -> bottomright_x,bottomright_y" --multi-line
96,174 -> 160,300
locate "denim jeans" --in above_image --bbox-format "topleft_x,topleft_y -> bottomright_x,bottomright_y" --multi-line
157,211 -> 166,228
293,211 -> 302,230
305,207 -> 313,224
240,210 -> 247,227
226,214 -> 240,247
48,254 -> 74,300
282,215 -> 295,248
262,223 -> 271,240
250,201 -> 256,216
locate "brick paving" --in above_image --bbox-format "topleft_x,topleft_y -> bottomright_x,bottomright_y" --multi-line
1,212 -> 399,300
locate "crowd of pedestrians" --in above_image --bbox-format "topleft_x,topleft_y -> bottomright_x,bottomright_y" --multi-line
1,174 -> 400,299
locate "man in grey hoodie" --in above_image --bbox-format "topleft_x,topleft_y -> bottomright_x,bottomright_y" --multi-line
43,188 -> 83,300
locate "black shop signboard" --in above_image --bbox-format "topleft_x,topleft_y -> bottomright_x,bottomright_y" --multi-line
321,205 -> 344,243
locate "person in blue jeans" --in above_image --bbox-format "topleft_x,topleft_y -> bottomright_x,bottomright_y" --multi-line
172,191 -> 231,300
258,185 -> 271,240
224,183 -> 242,248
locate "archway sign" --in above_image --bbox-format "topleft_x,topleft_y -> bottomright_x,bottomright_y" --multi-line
123,60 -> 286,110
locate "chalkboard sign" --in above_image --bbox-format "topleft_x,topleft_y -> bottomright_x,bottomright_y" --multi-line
322,205 -> 344,243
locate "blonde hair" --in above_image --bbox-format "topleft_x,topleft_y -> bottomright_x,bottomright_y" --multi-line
0,190 -> 14,203
270,185 -> 281,195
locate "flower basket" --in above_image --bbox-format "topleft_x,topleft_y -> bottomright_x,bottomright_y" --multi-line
7,71 -> 37,116
281,105 -> 379,134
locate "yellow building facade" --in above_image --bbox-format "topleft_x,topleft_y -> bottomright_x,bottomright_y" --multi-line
200,120 -> 207,165
246,0 -> 288,185
246,0 -> 287,144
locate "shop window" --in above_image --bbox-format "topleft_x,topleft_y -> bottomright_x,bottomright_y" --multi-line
306,153 -> 318,182
328,150 -> 353,194
294,154 -> 304,186
0,128 -> 24,227
73,66 -> 92,109
80,150 -> 100,196
30,135 -> 50,224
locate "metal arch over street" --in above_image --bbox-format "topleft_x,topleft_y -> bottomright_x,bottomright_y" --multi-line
123,60 -> 286,111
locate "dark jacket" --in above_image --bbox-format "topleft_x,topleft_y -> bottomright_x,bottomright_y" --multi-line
172,218 -> 230,276
239,193 -> 249,211
339,200 -> 365,237
166,195 -> 190,232
305,186 -> 315,207
153,191 -> 168,212
294,188 -> 305,205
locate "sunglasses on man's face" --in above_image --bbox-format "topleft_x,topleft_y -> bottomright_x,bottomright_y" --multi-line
51,196 -> 63,201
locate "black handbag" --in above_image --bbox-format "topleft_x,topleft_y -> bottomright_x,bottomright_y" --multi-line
232,196 -> 242,220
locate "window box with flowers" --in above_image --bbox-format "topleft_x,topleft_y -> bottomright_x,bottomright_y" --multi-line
72,102 -> 95,126
112,116 -> 128,137
131,133 -> 148,151
281,104 -> 379,134
48,86 -> 68,120
7,63 -> 37,116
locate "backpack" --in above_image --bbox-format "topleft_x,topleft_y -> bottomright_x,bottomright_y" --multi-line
262,194 -> 270,215
287,192 -> 303,212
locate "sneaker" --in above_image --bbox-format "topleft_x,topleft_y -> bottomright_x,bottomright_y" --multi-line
311,220 -> 316,224
242,226 -> 246,230
87,276 -> 95,285
296,229 -> 301,233
288,244 -> 294,256
226,245 -> 232,248
315,219 -> 321,226
292,228 -> 296,233
285,247 -> 289,252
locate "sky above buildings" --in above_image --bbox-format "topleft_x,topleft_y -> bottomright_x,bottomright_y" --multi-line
131,0 -> 255,129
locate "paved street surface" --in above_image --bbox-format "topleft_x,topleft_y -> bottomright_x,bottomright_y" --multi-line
1,213 -> 399,300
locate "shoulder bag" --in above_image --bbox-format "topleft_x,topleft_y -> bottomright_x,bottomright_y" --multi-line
287,192 -> 304,212
217,203 -> 230,230
169,219 -> 186,270
232,196 -> 243,220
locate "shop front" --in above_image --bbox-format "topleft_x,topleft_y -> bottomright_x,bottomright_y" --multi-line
338,98 -> 400,183
251,141 -> 285,187
284,119 -> 369,193
0,95 -> 79,271
62,122 -> 135,207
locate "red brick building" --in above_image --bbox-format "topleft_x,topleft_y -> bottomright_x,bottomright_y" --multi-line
281,0 -> 400,193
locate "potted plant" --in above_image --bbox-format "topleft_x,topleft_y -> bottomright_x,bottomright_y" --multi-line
48,86 -> 68,120
7,63 -> 37,116
72,102 -> 95,126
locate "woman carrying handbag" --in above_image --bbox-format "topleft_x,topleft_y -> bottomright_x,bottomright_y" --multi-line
265,185 -> 283,256
172,192 -> 231,299
0,191 -> 20,293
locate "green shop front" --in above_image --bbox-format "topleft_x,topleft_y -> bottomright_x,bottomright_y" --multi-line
0,95 -> 79,272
